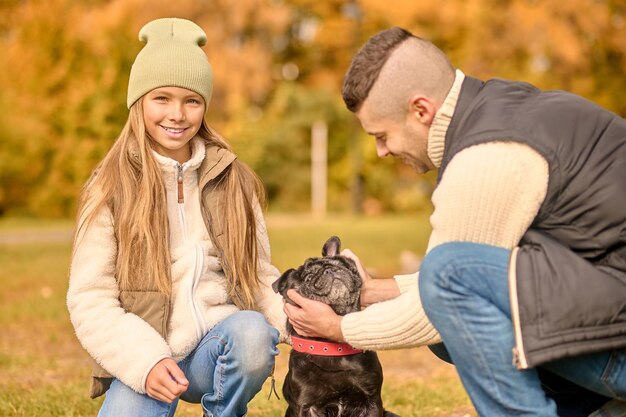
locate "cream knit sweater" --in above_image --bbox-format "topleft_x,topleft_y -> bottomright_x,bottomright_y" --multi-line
341,70 -> 549,350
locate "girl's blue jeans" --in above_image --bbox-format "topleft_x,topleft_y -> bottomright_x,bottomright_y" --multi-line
97,310 -> 280,417
419,242 -> 626,417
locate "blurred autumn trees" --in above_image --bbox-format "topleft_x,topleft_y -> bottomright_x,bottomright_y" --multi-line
0,0 -> 624,217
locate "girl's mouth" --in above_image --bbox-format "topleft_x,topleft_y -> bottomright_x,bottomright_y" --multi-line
161,126 -> 187,138
162,126 -> 186,133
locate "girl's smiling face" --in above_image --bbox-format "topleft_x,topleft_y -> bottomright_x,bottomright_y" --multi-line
142,86 -> 205,163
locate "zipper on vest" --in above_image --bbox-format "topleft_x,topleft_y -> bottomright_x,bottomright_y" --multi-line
509,247 -> 529,369
176,163 -> 184,204
174,162 -> 206,339
175,163 -> 188,242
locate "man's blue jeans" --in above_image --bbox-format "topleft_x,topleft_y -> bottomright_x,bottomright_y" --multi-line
419,242 -> 626,417
98,310 -> 280,417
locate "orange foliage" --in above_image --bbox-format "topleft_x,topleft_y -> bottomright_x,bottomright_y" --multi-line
0,0 -> 624,216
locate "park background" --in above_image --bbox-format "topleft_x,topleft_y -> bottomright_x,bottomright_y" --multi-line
1,0 -> 625,415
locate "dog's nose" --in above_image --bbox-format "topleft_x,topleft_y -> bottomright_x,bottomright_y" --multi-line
312,270 -> 334,292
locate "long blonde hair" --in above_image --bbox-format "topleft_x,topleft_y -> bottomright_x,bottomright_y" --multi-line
74,100 -> 265,310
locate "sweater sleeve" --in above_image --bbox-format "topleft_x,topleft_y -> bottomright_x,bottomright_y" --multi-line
342,283 -> 442,349
427,141 -> 548,252
341,141 -> 548,350
251,201 -> 288,343
66,206 -> 172,394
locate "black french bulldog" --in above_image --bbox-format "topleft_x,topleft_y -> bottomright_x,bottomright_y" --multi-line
272,236 -> 399,417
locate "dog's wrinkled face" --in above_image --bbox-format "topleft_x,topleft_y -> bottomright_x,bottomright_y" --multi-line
272,236 -> 362,317
272,236 -> 396,417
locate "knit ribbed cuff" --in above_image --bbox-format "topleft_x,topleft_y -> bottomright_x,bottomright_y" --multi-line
341,287 -> 442,350
394,272 -> 419,294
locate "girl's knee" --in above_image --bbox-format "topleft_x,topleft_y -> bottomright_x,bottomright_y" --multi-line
223,311 -> 278,373
227,311 -> 278,345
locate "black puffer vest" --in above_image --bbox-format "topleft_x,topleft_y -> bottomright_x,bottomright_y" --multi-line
438,76 -> 626,369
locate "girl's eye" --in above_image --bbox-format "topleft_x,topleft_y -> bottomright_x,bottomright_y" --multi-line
187,98 -> 201,105
154,96 -> 168,102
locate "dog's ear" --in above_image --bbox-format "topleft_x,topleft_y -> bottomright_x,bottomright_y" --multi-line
272,268 -> 296,294
322,235 -> 341,257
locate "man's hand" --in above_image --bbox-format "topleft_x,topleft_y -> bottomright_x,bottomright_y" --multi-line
283,290 -> 344,342
340,248 -> 371,283
145,358 -> 189,403
341,248 -> 400,307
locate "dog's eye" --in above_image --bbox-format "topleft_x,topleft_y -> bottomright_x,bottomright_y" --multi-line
323,269 -> 333,276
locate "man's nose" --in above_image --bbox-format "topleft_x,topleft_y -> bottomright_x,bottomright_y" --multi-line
376,141 -> 389,157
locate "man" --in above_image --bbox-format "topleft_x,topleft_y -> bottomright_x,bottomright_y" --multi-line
284,27 -> 626,416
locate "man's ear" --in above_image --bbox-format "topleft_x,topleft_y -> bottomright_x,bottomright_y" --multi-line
408,95 -> 437,125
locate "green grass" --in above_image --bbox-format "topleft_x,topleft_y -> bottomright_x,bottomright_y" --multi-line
266,213 -> 432,274
0,214 -> 474,417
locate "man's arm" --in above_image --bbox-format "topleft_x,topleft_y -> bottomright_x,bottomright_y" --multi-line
285,141 -> 548,349
360,277 -> 401,307
283,251 -> 413,343
283,248 -> 404,340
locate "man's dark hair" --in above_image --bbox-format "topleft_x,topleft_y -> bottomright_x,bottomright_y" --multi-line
342,27 -> 413,112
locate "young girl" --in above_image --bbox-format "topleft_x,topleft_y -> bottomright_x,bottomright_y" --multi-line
67,17 -> 286,417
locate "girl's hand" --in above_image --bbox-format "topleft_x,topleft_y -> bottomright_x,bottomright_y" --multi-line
283,290 -> 344,342
145,358 -> 189,403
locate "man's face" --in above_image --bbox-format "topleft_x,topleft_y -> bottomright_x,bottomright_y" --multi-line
356,98 -> 435,174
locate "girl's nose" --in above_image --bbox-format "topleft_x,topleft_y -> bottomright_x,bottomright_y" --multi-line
168,104 -> 186,121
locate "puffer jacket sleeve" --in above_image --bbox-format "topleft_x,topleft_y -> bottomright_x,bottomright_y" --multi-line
67,206 -> 172,393
250,200 -> 288,342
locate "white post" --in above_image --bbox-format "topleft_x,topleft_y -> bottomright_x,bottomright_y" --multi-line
311,120 -> 328,217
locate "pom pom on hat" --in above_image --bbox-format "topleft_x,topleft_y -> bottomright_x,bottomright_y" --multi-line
127,18 -> 213,109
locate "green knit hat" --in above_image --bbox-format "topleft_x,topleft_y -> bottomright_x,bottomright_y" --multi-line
127,18 -> 213,109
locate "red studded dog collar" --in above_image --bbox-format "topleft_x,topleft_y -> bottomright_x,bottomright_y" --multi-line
290,335 -> 364,356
